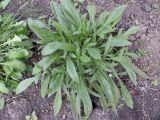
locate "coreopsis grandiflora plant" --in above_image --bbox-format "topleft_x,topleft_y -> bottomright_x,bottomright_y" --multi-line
16,0 -> 149,119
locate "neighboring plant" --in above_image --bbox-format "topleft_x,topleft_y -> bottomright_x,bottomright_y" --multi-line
0,13 -> 32,109
25,111 -> 38,120
17,0 -> 149,119
0,0 -> 10,9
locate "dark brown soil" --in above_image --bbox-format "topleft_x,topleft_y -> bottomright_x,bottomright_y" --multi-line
0,0 -> 160,120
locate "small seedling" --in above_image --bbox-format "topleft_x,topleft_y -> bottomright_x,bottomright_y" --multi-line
25,111 -> 38,120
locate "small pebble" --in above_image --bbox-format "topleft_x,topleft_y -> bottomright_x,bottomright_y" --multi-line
62,114 -> 66,119
151,3 -> 159,9
143,3 -> 151,12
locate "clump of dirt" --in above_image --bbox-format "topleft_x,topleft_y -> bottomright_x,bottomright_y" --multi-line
0,0 -> 160,120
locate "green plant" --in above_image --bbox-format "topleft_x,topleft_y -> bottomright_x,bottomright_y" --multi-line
17,0 -> 149,119
0,0 -> 10,9
0,13 -> 32,108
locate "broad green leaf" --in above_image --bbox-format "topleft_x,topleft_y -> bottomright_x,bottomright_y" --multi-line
38,55 -> 57,70
120,81 -> 133,108
51,73 -> 64,94
0,98 -> 5,110
3,60 -> 26,72
94,83 -> 109,111
0,82 -> 9,93
32,64 -> 42,75
42,42 -> 75,56
106,5 -> 127,24
123,26 -> 139,37
61,0 -> 81,26
78,80 -> 92,117
41,75 -> 50,98
97,11 -> 109,26
110,38 -> 132,47
110,79 -> 120,104
0,0 -> 10,9
99,72 -> 113,101
16,75 -> 39,94
126,52 -> 139,59
112,57 -> 137,85
87,48 -> 101,60
79,55 -> 91,63
66,58 -> 79,82
131,63 -> 150,79
87,5 -> 96,23
7,49 -> 29,59
54,89 -> 62,115
28,18 -> 53,41
104,35 -> 112,57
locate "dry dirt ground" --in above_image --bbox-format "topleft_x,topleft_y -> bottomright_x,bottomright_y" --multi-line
0,0 -> 160,120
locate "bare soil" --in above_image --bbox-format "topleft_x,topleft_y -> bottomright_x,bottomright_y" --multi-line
0,0 -> 160,120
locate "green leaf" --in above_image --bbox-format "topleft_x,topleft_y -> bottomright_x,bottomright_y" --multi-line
112,57 -> 137,85
66,58 -> 79,82
106,5 -> 127,24
42,42 -> 75,56
7,49 -> 29,59
87,48 -> 101,60
87,5 -> 96,23
97,11 -> 109,25
79,0 -> 84,3
131,63 -> 150,79
78,80 -> 92,117
110,38 -> 132,47
54,89 -> 62,115
79,55 -> 91,63
0,82 -> 9,93
16,75 -> 39,94
126,52 -> 139,59
38,55 -> 57,70
123,26 -> 139,37
3,60 -> 26,72
51,73 -> 64,94
28,18 -> 53,41
41,75 -> 50,98
120,81 -> 133,108
0,0 -> 10,9
99,72 -> 113,101
0,98 -> 5,110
